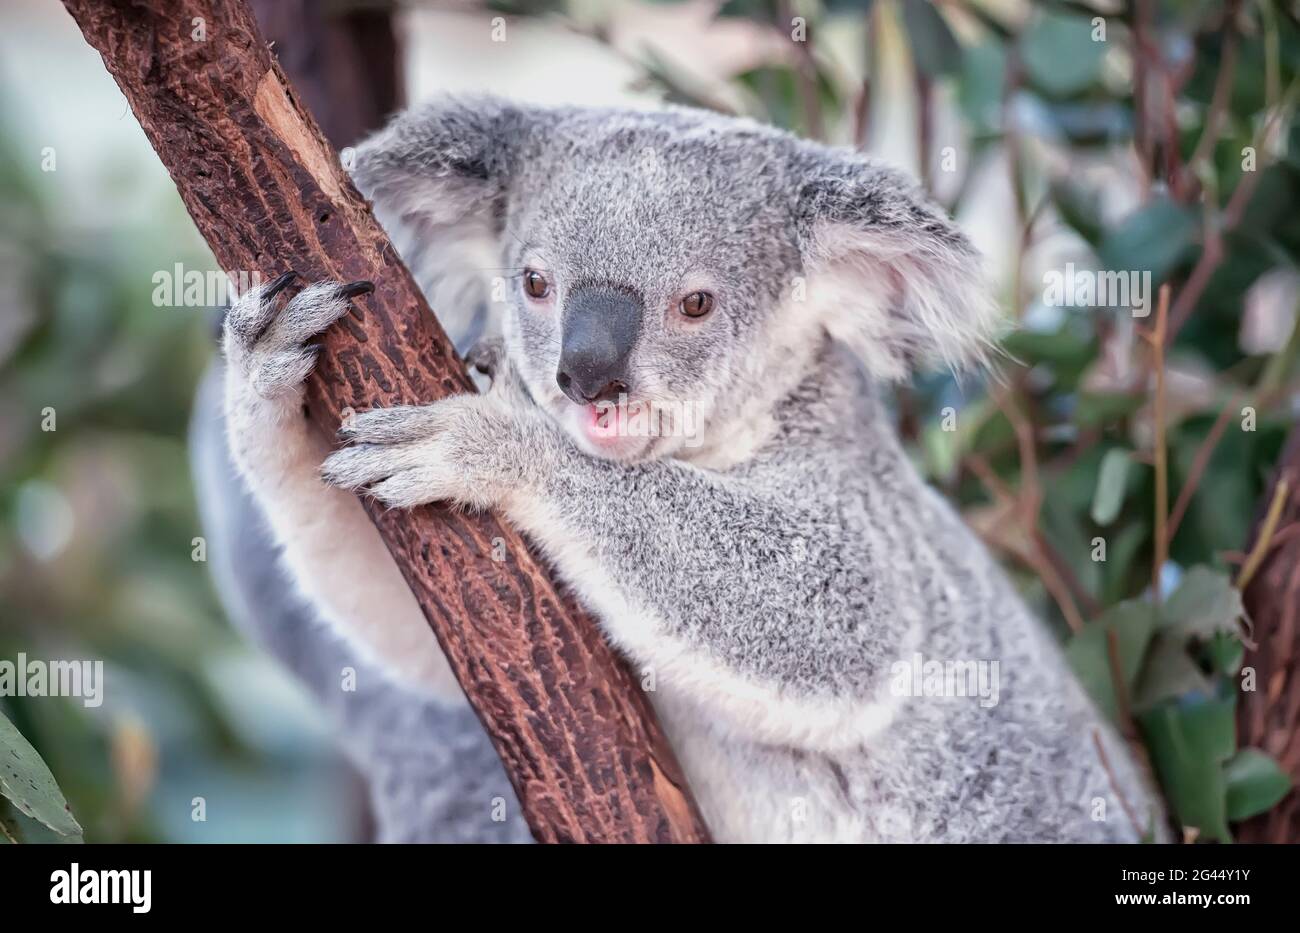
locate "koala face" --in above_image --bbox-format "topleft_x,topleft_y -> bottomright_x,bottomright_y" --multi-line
354,97 -> 995,463
495,111 -> 807,461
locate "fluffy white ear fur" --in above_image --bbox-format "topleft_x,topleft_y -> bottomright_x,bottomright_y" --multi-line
349,98 -> 514,351
799,167 -> 1002,381
362,187 -> 500,353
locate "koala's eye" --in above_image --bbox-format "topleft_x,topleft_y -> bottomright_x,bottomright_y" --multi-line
679,291 -> 715,319
523,269 -> 551,300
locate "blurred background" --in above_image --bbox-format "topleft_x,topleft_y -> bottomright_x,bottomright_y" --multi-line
1,0 -> 1297,843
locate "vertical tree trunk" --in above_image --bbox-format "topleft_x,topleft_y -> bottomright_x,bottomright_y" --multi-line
1236,427 -> 1300,843
62,0 -> 710,844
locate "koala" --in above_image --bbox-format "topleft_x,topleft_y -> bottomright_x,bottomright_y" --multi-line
218,95 -> 1165,842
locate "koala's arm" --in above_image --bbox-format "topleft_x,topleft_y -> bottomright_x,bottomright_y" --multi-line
322,348 -> 904,750
221,274 -> 459,697
513,459 -> 902,744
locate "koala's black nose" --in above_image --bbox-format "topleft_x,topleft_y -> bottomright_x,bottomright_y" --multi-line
557,284 -> 642,405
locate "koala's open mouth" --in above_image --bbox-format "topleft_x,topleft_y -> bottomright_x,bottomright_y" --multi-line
559,397 -> 661,462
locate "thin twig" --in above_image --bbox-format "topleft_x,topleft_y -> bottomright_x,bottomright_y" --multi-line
1036,552 -> 1086,633
1238,478 -> 1292,590
968,452 -> 1085,632
1001,46 -> 1030,319
853,3 -> 879,149
1130,0 -> 1157,198
915,68 -> 933,193
1106,628 -> 1141,753
975,525 -> 1087,634
1039,531 -> 1104,618
991,386 -> 1041,518
1141,286 -> 1172,603
1093,729 -> 1146,839
1182,18 -> 1239,197
777,0 -> 823,140
1165,391 -> 1243,548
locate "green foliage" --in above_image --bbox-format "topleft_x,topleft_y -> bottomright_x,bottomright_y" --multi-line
0,88 -> 353,841
1064,565 -> 1284,841
0,708 -> 83,843
1139,694 -> 1236,843
1021,9 -> 1105,98
1224,748 -> 1292,821
1090,448 -> 1132,526
1096,198 -> 1197,286
899,0 -> 961,77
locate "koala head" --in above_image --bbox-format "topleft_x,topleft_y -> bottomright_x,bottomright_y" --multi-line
353,95 -> 996,463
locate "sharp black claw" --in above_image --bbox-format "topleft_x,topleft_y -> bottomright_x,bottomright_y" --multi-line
339,280 -> 375,299
265,270 -> 299,299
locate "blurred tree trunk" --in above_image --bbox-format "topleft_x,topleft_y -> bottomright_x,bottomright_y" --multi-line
250,0 -> 401,148
62,0 -> 710,844
1236,427 -> 1300,843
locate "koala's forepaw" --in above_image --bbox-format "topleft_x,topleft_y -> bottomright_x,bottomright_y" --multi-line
223,273 -> 372,400
321,395 -> 523,511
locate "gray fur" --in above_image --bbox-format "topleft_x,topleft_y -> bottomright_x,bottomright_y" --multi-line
222,94 -> 1164,842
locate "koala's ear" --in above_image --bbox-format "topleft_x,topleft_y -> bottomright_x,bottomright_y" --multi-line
794,154 -> 1000,380
350,95 -> 530,350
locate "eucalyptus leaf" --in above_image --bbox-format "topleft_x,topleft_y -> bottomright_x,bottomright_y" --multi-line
1001,325 -> 1096,369
0,708 -> 82,837
1160,566 -> 1244,640
1223,749 -> 1292,822
900,0 -> 962,77
716,0 -> 781,19
1097,198 -> 1196,284
1091,448 -> 1132,526
1139,694 -> 1236,843
1134,632 -> 1212,711
1021,10 -> 1105,97
1100,523 -> 1148,605
821,0 -> 874,12
0,796 -> 83,844
957,40 -> 1007,133
1075,392 -> 1145,428
1203,632 -> 1245,678
922,421 -> 959,483
1052,179 -> 1105,247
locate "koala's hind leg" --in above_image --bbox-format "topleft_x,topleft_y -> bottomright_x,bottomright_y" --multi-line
221,273 -> 460,698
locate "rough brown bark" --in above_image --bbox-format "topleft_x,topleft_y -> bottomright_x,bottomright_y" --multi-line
62,0 -> 709,844
1236,427 -> 1300,843
245,0 -> 400,847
